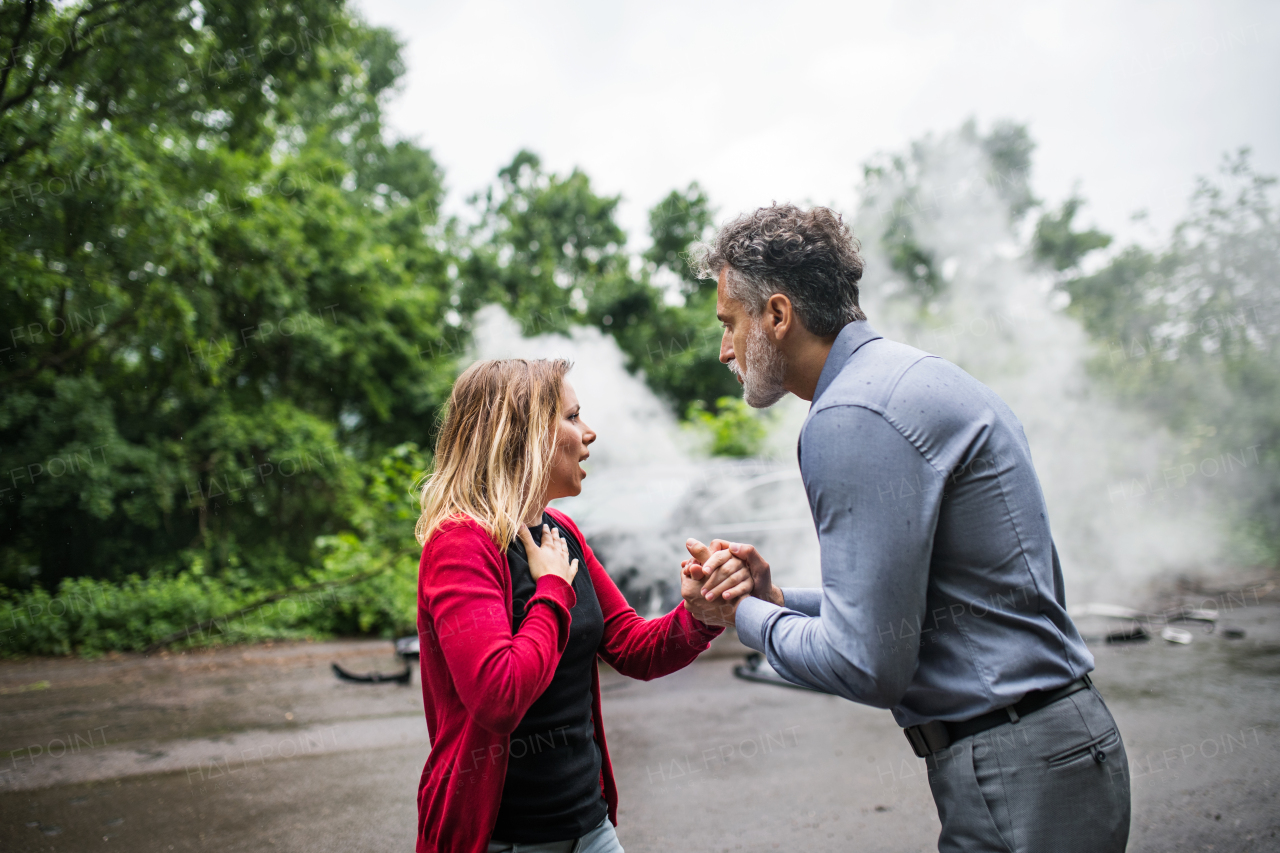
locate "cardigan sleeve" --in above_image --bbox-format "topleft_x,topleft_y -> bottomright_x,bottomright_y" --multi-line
546,509 -> 721,680
419,519 -> 578,735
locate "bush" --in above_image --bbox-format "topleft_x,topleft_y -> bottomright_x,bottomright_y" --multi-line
0,569 -> 417,658
686,396 -> 772,457
0,444 -> 427,657
2,574 -> 243,656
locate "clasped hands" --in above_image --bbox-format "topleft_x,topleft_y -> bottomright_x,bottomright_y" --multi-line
680,538 -> 783,627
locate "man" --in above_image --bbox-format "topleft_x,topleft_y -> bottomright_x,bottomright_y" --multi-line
680,205 -> 1130,853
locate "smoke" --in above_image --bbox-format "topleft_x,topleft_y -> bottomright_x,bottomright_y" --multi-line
468,306 -> 819,612
468,128 -> 1237,609
853,129 -> 1228,604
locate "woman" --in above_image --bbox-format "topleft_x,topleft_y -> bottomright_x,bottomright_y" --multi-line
413,358 -> 731,853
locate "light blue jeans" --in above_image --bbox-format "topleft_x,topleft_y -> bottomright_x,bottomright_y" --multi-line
487,818 -> 623,853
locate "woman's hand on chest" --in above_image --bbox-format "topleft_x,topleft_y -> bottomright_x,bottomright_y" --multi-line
516,524 -> 580,586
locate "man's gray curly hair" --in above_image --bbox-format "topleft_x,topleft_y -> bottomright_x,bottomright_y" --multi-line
689,204 -> 866,336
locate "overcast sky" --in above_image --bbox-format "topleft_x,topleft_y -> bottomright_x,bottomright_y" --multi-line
353,0 -> 1280,252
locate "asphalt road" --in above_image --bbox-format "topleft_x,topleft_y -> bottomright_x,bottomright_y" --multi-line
1,602 -> 1277,852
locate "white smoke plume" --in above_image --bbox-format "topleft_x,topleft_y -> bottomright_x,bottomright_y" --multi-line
853,129 -> 1228,604
467,128 -> 1236,609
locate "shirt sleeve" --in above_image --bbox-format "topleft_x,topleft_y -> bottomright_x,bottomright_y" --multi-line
734,405 -> 944,708
778,588 -> 822,616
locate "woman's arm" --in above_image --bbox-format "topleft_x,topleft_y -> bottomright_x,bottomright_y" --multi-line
546,509 -> 722,680
419,521 -> 577,734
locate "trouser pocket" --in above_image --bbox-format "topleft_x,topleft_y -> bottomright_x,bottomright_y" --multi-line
933,690 -> 1131,853
928,737 -> 1015,853
1047,727 -> 1121,770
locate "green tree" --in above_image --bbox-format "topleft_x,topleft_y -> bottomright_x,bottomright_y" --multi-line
0,0 -> 457,594
1060,150 -> 1280,562
862,120 -> 1040,305
461,160 -> 742,419
458,149 -> 629,336
978,119 -> 1038,222
1033,196 -> 1112,272
588,183 -> 742,415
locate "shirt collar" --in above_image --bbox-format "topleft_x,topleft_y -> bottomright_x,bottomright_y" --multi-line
811,320 -> 883,405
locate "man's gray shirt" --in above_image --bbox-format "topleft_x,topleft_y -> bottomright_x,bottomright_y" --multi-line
734,321 -> 1094,728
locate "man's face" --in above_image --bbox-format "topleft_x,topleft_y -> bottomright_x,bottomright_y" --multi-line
716,267 -> 788,408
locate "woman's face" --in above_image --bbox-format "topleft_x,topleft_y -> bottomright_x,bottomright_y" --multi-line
545,379 -> 596,503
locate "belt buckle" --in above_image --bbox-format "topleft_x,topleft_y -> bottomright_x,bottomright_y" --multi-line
904,720 -> 951,757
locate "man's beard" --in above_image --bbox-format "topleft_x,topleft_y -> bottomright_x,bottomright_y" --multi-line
730,321 -> 788,408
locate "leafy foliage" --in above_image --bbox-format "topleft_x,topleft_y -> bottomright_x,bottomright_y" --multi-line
977,119 -> 1039,222
459,149 -> 628,336
312,442 -> 426,636
0,442 -> 423,656
590,183 -> 742,414
1060,150 -> 1280,563
1,572 -> 250,657
461,158 -> 742,416
0,0 -> 458,597
1033,196 -> 1113,272
686,396 -> 771,458
25,5 -> 1269,654
861,124 -> 1278,567
862,120 -> 1039,305
0,1 -> 754,654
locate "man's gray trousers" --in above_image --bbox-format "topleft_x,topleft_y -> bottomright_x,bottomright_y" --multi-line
925,685 -> 1131,852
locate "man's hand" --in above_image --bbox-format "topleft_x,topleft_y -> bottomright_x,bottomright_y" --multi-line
686,539 -> 784,607
680,559 -> 741,627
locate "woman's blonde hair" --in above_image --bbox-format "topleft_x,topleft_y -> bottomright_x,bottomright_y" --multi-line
415,358 -> 572,548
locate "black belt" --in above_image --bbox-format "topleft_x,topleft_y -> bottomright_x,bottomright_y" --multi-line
903,675 -> 1093,758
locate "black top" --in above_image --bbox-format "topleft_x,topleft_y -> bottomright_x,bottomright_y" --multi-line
491,513 -> 608,843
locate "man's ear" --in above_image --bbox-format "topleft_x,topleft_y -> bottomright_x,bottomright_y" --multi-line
763,293 -> 794,343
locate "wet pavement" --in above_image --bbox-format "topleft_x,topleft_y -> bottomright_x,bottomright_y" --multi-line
2,602 -> 1278,852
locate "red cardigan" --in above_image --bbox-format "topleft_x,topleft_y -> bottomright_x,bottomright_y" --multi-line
415,507 -> 721,853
